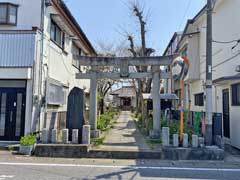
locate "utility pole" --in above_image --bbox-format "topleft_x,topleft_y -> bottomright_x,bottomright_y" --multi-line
205,0 -> 213,145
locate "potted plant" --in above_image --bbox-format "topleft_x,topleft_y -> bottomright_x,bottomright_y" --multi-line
19,134 -> 36,155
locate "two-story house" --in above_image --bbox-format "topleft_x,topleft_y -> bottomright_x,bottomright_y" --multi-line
163,32 -> 182,109
164,0 -> 240,148
0,0 -> 96,141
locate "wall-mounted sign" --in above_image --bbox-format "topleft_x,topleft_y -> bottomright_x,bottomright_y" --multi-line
171,56 -> 190,81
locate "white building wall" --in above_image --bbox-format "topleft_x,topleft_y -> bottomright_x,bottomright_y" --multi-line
184,0 -> 240,148
0,1 -> 94,135
42,5 -> 91,114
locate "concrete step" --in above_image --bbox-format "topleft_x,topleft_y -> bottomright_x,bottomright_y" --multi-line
0,142 -> 19,151
33,144 -> 224,160
87,149 -> 162,159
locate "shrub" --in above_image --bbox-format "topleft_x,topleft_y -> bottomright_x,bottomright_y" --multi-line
137,114 -> 143,124
160,118 -> 194,140
20,134 -> 36,146
97,113 -> 112,131
91,137 -> 104,146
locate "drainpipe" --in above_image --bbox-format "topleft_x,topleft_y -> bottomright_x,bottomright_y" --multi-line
38,0 -> 45,133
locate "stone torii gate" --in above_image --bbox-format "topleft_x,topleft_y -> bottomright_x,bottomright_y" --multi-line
74,55 -> 174,138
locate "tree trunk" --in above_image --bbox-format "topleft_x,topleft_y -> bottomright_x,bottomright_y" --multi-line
100,98 -> 104,115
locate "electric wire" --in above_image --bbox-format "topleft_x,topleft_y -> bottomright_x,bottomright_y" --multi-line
178,0 -> 192,31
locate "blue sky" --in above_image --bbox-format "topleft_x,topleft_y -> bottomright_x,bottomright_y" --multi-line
66,0 -> 207,55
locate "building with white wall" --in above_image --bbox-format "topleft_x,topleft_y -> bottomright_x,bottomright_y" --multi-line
164,0 -> 240,149
0,0 -> 96,141
110,86 -> 136,111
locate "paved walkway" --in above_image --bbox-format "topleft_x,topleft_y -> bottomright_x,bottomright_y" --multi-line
98,111 -> 150,151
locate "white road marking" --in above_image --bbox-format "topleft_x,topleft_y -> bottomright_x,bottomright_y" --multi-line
0,175 -> 14,180
0,162 -> 239,172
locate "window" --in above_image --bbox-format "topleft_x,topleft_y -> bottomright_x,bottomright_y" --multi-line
0,3 -> 18,25
72,43 -> 82,70
50,20 -> 65,49
232,83 -> 240,106
195,93 -> 204,106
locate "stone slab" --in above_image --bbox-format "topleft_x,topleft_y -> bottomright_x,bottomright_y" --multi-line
91,130 -> 100,138
199,137 -> 205,148
41,129 -> 49,144
82,125 -> 90,145
183,133 -> 188,148
192,135 -> 198,148
162,127 -> 169,146
72,129 -> 79,144
51,129 -> 58,144
62,129 -> 69,144
214,135 -> 225,149
173,134 -> 179,147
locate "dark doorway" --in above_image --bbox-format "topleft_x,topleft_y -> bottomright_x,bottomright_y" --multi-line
67,87 -> 85,143
0,88 -> 26,141
223,89 -> 230,138
120,97 -> 131,110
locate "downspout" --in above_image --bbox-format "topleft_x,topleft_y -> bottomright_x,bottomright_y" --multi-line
38,0 -> 45,133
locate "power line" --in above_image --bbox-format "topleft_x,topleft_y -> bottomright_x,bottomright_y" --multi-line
178,0 -> 192,31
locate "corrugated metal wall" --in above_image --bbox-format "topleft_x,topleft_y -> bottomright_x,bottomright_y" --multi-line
0,32 -> 36,67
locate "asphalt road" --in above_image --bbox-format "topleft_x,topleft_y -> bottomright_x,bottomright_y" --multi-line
1,150 -> 240,180
1,162 -> 240,180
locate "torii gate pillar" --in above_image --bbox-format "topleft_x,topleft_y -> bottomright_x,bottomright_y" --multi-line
89,70 -> 99,138
151,65 -> 161,139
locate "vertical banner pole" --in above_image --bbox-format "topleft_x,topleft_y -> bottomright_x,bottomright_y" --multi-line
180,80 -> 185,144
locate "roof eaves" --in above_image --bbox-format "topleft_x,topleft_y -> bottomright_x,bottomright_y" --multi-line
55,0 -> 97,55
163,32 -> 177,56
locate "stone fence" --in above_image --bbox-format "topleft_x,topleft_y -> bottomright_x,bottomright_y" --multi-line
161,127 -> 222,148
40,125 -> 91,145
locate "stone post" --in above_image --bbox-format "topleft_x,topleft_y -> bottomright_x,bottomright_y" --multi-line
162,127 -> 169,146
82,125 -> 91,145
192,135 -> 198,148
72,129 -> 79,144
173,134 -> 179,147
62,129 -> 69,144
51,129 -> 58,144
41,128 -> 49,144
151,65 -> 161,139
198,137 -> 205,148
183,133 -> 188,148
